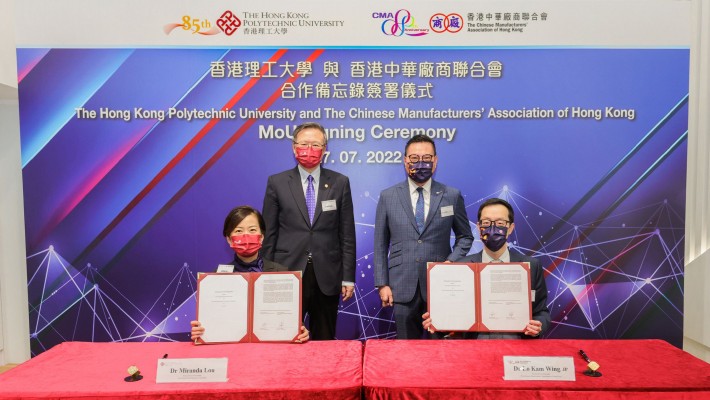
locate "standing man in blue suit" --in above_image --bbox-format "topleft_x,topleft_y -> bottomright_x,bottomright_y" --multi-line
374,135 -> 474,339
262,122 -> 356,340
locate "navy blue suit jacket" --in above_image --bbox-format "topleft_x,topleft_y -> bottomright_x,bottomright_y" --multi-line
374,179 -> 473,303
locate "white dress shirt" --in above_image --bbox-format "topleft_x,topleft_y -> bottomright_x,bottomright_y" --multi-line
407,177 -> 431,221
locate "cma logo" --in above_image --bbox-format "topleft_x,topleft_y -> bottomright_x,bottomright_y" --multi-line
373,9 -> 428,36
372,11 -> 395,19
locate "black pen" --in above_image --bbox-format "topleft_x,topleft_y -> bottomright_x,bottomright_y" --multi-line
579,349 -> 591,363
579,349 -> 601,376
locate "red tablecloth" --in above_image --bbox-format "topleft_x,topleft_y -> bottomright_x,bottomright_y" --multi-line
363,339 -> 710,400
0,341 -> 362,399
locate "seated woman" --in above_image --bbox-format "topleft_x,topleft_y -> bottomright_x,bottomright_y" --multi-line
190,205 -> 310,343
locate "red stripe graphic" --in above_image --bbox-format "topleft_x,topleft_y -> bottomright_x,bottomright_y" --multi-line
74,49 -> 324,266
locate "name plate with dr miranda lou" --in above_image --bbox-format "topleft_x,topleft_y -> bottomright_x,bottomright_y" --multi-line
503,356 -> 576,381
156,358 -> 228,383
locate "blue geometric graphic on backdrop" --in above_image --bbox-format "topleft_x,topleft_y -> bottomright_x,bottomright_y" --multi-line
28,188 -> 684,355
28,248 -> 196,354
19,48 -> 688,355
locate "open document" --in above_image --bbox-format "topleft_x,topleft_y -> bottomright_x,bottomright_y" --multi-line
196,271 -> 302,343
252,273 -> 302,342
427,263 -> 531,332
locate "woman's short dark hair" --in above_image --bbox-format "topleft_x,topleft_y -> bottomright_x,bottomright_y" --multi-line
222,206 -> 266,237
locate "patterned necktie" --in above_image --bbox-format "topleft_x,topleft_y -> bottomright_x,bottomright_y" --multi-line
306,175 -> 315,224
415,187 -> 425,233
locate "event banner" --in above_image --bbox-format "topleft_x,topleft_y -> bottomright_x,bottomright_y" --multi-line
15,1 -> 689,355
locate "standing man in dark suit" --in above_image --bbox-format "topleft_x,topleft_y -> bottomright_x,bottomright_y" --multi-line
262,122 -> 356,340
423,198 -> 550,339
374,135 -> 474,339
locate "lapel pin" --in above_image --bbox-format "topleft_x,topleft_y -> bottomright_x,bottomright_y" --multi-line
325,184 -> 329,188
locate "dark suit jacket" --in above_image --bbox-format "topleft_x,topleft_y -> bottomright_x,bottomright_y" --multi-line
262,166 -> 356,296
458,249 -> 551,337
374,179 -> 473,303
262,259 -> 287,272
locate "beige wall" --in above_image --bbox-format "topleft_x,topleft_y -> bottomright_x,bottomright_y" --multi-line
0,0 -> 29,367
0,99 -> 28,365
683,0 -> 710,362
0,0 -> 16,88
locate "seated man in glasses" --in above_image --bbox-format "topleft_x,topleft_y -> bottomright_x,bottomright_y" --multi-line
423,197 -> 550,339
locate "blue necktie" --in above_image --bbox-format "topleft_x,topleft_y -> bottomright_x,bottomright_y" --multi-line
306,175 -> 315,224
415,187 -> 424,233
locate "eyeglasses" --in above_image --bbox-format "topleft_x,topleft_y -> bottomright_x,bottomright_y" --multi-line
294,142 -> 325,150
406,154 -> 434,163
479,219 -> 510,228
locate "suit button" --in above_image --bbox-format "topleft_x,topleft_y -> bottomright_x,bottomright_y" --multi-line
416,258 -> 421,262
417,240 -> 422,244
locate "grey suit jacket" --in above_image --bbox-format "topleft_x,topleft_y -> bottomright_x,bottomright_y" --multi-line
459,249 -> 551,336
262,166 -> 356,296
374,179 -> 473,303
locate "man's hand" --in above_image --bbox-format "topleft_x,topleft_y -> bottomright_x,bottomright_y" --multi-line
294,326 -> 310,343
378,285 -> 394,307
341,285 -> 354,301
423,312 -> 458,338
523,319 -> 543,337
422,311 -> 435,333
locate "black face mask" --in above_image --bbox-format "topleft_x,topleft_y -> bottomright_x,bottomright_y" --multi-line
480,225 -> 508,252
408,161 -> 433,183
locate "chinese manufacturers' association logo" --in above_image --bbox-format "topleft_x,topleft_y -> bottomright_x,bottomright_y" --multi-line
429,13 -> 463,33
164,10 -> 241,36
375,9 -> 429,37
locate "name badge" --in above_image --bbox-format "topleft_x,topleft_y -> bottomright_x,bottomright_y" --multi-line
503,356 -> 575,381
322,199 -> 337,212
216,264 -> 234,273
156,358 -> 229,383
441,205 -> 454,217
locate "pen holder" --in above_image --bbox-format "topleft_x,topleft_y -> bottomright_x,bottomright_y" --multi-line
124,365 -> 143,382
583,361 -> 602,377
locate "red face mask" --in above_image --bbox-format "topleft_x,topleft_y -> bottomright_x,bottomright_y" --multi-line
295,146 -> 323,169
230,234 -> 262,257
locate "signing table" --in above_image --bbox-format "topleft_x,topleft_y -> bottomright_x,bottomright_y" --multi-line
363,339 -> 710,399
0,341 -> 362,399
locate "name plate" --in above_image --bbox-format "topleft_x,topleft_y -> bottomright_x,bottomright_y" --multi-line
156,358 -> 228,383
503,356 -> 575,381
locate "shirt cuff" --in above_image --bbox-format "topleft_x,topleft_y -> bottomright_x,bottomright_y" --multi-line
342,281 -> 354,286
